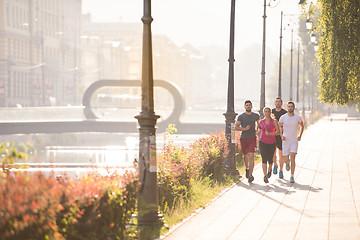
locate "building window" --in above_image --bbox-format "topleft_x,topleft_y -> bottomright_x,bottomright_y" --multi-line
15,7 -> 19,29
6,5 -> 10,26
7,38 -> 11,56
11,7 -> 15,27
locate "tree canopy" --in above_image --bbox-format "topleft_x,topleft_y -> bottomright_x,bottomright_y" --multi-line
315,0 -> 360,105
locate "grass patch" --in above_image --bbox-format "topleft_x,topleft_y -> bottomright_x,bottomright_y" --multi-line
162,153 -> 262,234
162,175 -> 234,232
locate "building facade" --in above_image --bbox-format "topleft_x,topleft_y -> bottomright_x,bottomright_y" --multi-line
80,14 -> 143,110
0,0 -> 81,107
0,1 -> 219,110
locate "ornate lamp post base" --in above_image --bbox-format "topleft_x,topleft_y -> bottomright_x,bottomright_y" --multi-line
224,112 -> 239,176
135,113 -> 162,239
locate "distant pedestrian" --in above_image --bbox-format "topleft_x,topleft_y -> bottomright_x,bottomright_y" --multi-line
258,107 -> 280,183
278,101 -> 304,183
234,100 -> 260,183
272,97 -> 287,179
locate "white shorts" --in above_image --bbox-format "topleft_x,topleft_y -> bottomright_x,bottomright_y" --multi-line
282,139 -> 298,156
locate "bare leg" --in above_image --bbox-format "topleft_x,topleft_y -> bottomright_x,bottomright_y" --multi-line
290,153 -> 296,175
268,163 -> 273,173
244,153 -> 249,169
279,149 -> 284,171
273,151 -> 277,167
248,152 -> 254,175
283,155 -> 290,164
262,163 -> 267,176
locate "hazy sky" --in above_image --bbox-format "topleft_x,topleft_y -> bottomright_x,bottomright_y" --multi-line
82,0 -> 306,106
82,0 -> 304,52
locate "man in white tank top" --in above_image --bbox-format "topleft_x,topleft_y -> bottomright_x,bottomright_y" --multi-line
278,101 -> 304,183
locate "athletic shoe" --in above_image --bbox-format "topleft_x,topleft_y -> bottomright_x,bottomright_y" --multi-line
286,163 -> 290,171
273,165 -> 278,174
279,171 -> 284,179
267,170 -> 272,178
264,176 -> 269,183
245,169 -> 249,179
248,175 -> 254,183
290,176 -> 295,183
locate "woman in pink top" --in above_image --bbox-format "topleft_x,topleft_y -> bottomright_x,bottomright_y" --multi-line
258,107 -> 280,183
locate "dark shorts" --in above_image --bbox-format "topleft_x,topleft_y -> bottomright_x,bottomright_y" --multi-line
259,141 -> 276,164
275,135 -> 283,150
240,137 -> 257,155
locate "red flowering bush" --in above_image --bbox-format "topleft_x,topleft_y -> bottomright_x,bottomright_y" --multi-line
190,132 -> 229,183
157,143 -> 201,211
157,127 -> 241,212
0,170 -> 138,240
57,171 -> 138,240
0,173 -> 66,240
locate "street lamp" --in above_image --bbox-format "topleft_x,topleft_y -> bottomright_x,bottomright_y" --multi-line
223,0 -> 238,176
277,11 -> 283,98
260,0 -> 281,114
290,29 -> 294,101
302,50 -> 306,123
310,32 -> 316,43
280,13 -> 305,103
134,0 -> 162,238
305,18 -> 313,30
296,42 -> 300,102
260,0 -> 267,117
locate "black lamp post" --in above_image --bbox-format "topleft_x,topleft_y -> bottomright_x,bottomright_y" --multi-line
224,0 -> 238,176
296,42 -> 300,102
290,29 -> 294,101
260,0 -> 267,117
302,50 -> 306,122
135,0 -> 162,238
281,13 -> 306,102
277,11 -> 283,98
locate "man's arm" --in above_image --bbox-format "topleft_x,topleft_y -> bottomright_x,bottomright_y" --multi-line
234,120 -> 250,131
297,120 -> 304,141
256,119 -> 261,136
278,121 -> 285,140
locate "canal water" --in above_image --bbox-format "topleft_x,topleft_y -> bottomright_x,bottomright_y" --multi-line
45,133 -> 207,163
12,133 -> 209,178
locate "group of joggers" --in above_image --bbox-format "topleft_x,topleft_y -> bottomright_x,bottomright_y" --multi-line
234,97 -> 304,184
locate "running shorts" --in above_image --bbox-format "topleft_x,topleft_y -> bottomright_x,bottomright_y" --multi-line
282,139 -> 298,156
240,137 -> 257,155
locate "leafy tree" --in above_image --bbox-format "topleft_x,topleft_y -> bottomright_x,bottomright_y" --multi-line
313,0 -> 360,105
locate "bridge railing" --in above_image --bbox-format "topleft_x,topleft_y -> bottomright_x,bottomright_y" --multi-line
0,79 -> 225,135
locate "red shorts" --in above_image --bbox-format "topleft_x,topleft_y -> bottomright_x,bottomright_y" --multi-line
240,137 -> 257,155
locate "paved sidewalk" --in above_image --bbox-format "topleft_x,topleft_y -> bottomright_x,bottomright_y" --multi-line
164,119 -> 360,240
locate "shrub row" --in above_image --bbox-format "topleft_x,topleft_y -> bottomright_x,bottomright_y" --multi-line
1,129 -> 242,239
157,130 -> 242,212
0,170 -> 138,240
